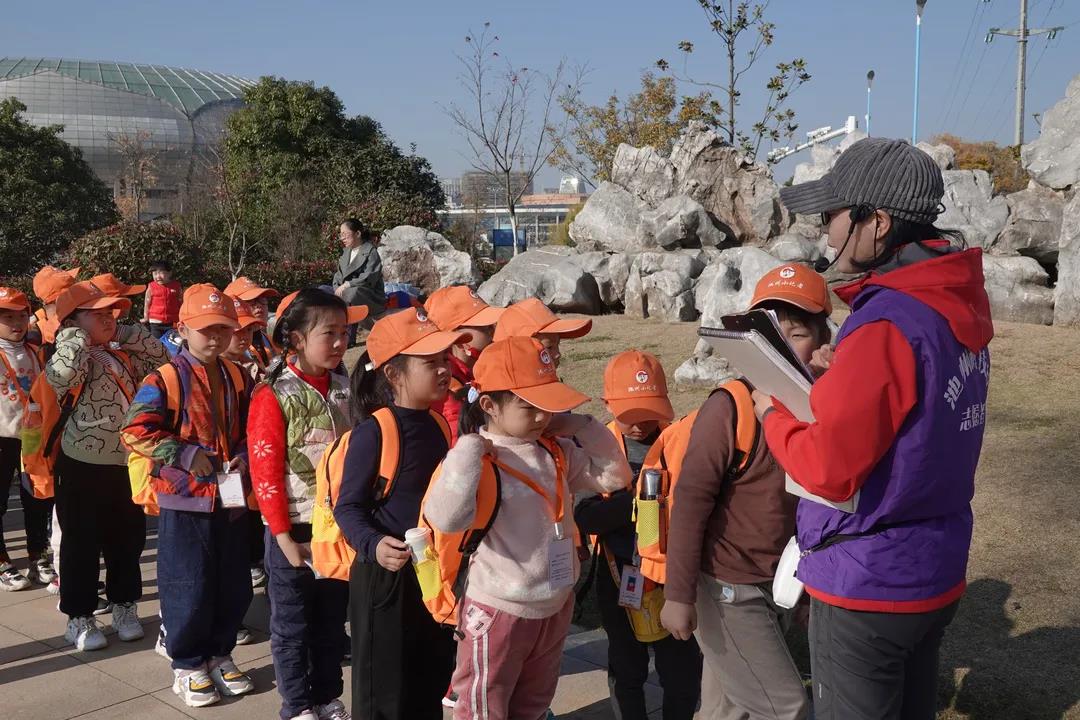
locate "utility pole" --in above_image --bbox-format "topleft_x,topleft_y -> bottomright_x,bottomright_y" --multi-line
987,0 -> 1064,146
913,1 -> 928,144
866,70 -> 875,137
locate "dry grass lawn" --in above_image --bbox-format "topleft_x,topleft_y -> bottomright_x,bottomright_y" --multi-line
351,313 -> 1080,718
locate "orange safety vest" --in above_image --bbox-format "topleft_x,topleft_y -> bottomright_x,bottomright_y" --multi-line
310,407 -> 452,582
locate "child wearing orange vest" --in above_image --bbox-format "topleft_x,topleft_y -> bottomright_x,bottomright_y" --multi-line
0,287 -> 55,592
425,336 -> 631,720
142,260 -> 183,338
333,308 -> 468,720
248,289 -> 367,720
424,286 -> 504,442
47,281 -> 169,651
225,276 -> 280,369
574,350 -> 702,720
659,264 -> 833,720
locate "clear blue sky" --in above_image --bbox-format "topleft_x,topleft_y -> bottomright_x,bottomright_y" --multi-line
3,0 -> 1078,186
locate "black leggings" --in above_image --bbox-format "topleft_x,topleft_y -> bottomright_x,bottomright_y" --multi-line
0,437 -> 52,559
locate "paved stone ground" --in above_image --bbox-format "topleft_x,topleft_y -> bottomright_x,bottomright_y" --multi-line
1,497 -> 663,720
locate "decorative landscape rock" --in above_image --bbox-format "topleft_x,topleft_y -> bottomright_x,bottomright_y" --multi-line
379,225 -> 476,293
915,141 -> 956,171
1021,72 -> 1080,191
981,254 -> 1055,325
640,195 -> 728,249
938,170 -> 1009,249
1053,193 -> 1080,326
568,181 -> 647,252
611,143 -> 676,206
574,251 -> 634,310
477,246 -> 603,314
624,251 -> 707,322
990,182 -> 1065,265
767,234 -> 824,263
673,342 -> 737,387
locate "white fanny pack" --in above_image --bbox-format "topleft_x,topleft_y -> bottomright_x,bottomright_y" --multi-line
772,536 -> 805,609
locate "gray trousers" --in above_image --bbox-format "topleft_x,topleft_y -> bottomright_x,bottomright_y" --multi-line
693,574 -> 809,720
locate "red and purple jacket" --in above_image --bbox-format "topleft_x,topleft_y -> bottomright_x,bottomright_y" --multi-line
122,349 -> 253,513
764,245 -> 994,613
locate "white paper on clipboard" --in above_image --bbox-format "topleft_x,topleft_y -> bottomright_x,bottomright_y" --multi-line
698,326 -> 859,513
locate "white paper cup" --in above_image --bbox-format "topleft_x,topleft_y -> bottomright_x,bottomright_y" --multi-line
404,527 -> 432,563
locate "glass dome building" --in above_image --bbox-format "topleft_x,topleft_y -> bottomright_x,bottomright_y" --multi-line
0,57 -> 257,217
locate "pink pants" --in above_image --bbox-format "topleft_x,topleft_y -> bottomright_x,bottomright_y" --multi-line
452,594 -> 573,720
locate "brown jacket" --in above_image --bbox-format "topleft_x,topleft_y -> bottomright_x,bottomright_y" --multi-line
664,390 -> 797,604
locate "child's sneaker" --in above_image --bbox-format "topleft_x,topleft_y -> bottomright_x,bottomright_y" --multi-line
208,656 -> 255,697
26,554 -> 58,586
46,577 -> 60,595
173,668 -> 221,708
288,712 -> 318,720
65,616 -> 108,651
112,602 -> 144,641
93,596 -> 112,616
315,699 -> 351,720
0,562 -> 31,591
154,625 -> 171,659
250,564 -> 267,588
442,689 -> 458,708
235,625 -> 254,645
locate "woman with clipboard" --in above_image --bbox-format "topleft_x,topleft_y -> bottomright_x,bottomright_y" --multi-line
753,138 -> 994,720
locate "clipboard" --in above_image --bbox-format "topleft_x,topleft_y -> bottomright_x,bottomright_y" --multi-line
720,309 -> 815,384
698,325 -> 859,513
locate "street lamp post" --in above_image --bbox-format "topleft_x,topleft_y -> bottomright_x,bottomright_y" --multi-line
913,0 -> 928,144
866,70 -> 875,137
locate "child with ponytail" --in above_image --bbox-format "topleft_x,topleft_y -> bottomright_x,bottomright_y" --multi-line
333,307 -> 468,720
247,288 -> 367,720
425,336 -> 632,720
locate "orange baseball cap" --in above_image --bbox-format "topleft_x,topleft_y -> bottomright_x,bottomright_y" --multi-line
55,281 -> 132,322
473,337 -> 589,413
230,297 -> 266,331
366,307 -> 469,369
750,264 -> 832,315
275,290 -> 370,327
493,298 -> 592,342
32,266 -> 80,304
602,350 -> 674,425
224,276 -> 280,302
91,273 -> 146,298
424,286 -> 504,331
179,284 -> 239,331
0,287 -> 31,312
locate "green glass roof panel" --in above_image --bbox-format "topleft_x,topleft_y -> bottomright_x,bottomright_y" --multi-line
0,57 -> 256,116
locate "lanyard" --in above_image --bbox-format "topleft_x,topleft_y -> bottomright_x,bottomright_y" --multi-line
491,449 -> 566,538
188,361 -> 232,464
0,348 -> 38,411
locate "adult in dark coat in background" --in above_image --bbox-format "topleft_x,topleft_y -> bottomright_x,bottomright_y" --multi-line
332,218 -> 384,329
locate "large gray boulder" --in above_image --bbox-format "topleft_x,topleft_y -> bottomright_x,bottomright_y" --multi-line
982,254 -> 1055,325
574,251 -> 635,310
767,234 -> 825,263
568,181 -> 647,252
611,143 -> 676,206
624,251 -> 707,322
477,246 -> 603,314
674,247 -> 787,386
990,182 -> 1065,265
640,195 -> 728,249
379,225 -> 476,293
669,121 -> 790,245
1021,72 -> 1080,190
938,170 -> 1009,249
915,141 -> 956,171
1054,193 -> 1080,326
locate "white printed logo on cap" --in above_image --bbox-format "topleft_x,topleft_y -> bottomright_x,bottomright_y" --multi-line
635,370 -> 650,384
539,349 -> 553,366
780,267 -> 796,279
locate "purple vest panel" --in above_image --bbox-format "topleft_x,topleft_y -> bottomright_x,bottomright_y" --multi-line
797,286 -> 989,603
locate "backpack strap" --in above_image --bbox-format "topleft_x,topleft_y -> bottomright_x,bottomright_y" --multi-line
715,378 -> 761,480
157,363 -> 183,431
428,409 -> 452,447
372,408 -> 401,501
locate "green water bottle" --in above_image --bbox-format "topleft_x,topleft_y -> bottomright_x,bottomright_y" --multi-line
20,402 -> 43,456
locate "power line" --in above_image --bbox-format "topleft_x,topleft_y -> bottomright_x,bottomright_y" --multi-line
949,34 -> 993,132
937,1 -> 992,131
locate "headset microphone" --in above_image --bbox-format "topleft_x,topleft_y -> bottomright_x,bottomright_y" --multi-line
812,204 -> 875,274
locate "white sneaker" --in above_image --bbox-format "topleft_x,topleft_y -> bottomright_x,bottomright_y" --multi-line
112,602 -> 144,641
26,555 -> 58,585
289,711 -> 319,720
0,563 -> 31,591
235,625 -> 254,645
208,656 -> 255,696
65,616 -> 108,651
315,698 -> 351,720
154,625 -> 171,660
251,565 -> 267,588
46,578 -> 60,595
173,668 -> 221,708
